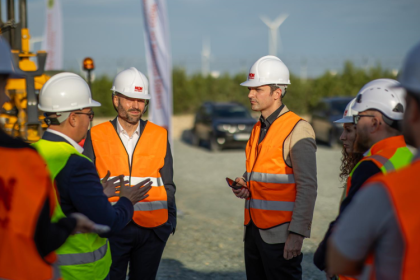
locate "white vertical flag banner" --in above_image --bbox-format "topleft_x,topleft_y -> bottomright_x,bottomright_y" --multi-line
42,0 -> 63,70
142,0 -> 173,147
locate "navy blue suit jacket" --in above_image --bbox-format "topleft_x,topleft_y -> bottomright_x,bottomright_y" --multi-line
83,118 -> 176,241
42,131 -> 134,237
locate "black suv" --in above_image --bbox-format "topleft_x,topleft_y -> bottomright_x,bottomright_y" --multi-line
310,97 -> 353,147
192,102 -> 257,151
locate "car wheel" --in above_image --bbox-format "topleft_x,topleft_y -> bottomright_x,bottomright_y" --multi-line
191,130 -> 200,146
210,136 -> 222,152
328,129 -> 338,148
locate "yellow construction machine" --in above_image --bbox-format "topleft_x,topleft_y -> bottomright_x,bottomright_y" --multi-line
0,0 -> 50,142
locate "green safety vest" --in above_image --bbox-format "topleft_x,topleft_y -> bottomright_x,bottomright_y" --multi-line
32,139 -> 111,280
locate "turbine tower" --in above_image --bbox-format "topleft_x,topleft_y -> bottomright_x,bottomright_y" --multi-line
201,37 -> 211,77
260,14 -> 288,56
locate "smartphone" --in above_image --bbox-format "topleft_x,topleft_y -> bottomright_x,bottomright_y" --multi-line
226,177 -> 243,190
91,224 -> 111,235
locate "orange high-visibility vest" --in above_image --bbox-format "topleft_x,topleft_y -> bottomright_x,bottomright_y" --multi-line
345,136 -> 412,197
0,146 -> 61,280
90,121 -> 168,228
364,159 -> 420,280
339,136 -> 412,280
244,111 -> 302,229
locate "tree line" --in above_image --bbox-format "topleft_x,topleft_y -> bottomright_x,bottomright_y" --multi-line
90,61 -> 396,117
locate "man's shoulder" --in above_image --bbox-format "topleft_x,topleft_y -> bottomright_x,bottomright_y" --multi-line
290,119 -> 315,141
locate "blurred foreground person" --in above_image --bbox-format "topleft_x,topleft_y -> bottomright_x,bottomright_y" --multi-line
83,67 -> 176,280
328,41 -> 420,280
0,37 -> 95,280
32,72 -> 152,279
315,78 -> 413,279
232,55 -> 317,280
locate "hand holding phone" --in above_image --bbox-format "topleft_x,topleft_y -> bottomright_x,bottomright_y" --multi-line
226,177 -> 245,190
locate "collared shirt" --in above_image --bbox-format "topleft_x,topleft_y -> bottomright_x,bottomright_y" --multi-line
46,128 -> 84,153
117,118 -> 140,165
258,104 -> 284,143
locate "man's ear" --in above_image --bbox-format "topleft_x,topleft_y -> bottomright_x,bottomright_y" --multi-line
371,114 -> 382,133
68,112 -> 77,127
273,88 -> 282,101
113,95 -> 119,107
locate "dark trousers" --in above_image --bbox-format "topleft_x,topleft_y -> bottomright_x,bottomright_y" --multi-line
245,223 -> 303,280
109,222 -> 167,280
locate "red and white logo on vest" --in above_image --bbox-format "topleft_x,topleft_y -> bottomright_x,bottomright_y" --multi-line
134,86 -> 143,92
249,73 -> 255,79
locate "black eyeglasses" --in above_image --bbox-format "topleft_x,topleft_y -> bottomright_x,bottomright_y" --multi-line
75,111 -> 94,121
353,114 -> 375,124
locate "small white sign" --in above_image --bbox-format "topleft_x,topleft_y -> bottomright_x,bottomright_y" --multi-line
234,133 -> 251,141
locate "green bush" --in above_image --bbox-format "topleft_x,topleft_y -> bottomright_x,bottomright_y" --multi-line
91,62 -> 396,117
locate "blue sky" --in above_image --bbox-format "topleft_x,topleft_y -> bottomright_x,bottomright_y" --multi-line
23,0 -> 420,77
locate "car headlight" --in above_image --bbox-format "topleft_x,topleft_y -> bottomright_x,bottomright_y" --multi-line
217,124 -> 231,131
216,124 -> 237,133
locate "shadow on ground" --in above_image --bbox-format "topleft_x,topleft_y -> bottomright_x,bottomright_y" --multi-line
157,259 -> 246,280
157,252 -> 324,280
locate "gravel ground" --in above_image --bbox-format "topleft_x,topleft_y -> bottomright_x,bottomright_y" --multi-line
156,134 -> 343,280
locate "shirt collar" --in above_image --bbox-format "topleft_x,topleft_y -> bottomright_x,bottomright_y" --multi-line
46,128 -> 84,153
117,117 -> 140,136
260,104 -> 285,128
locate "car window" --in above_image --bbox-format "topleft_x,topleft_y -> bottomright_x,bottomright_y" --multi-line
331,100 -> 351,115
213,106 -> 251,119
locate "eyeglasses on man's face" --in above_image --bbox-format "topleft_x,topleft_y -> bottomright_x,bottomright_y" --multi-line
75,111 -> 94,121
353,114 -> 375,125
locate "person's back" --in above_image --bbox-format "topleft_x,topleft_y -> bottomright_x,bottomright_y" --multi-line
0,130 -> 60,280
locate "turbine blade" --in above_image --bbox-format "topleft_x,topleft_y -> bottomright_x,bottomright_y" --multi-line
273,14 -> 288,28
260,15 -> 273,28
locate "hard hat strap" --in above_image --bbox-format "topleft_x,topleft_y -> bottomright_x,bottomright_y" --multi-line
44,112 -> 71,125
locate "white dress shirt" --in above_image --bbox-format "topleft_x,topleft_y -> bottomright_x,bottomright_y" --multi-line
46,128 -> 84,154
117,118 -> 140,165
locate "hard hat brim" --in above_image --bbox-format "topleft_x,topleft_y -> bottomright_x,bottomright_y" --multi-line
240,80 -> 267,87
333,116 -> 354,124
113,91 -> 151,100
38,99 -> 101,112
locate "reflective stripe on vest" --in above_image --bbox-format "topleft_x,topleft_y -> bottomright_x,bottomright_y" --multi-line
364,159 -> 420,280
246,172 -> 295,184
344,136 -> 413,198
91,121 -> 168,228
32,140 -> 111,280
0,146 -> 61,280
57,241 -> 108,266
244,111 -> 302,229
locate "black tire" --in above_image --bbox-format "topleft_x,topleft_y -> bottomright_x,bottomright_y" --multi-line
328,129 -> 338,148
191,130 -> 200,147
210,136 -> 222,152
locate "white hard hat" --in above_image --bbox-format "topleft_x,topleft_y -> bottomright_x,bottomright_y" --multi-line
39,72 -> 101,112
111,67 -> 150,100
0,36 -> 25,78
360,78 -> 406,109
240,55 -> 290,88
352,79 -> 405,121
396,41 -> 420,95
334,98 -> 358,124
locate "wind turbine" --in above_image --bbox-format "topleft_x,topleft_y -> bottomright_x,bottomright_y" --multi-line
201,36 -> 211,77
260,14 -> 288,56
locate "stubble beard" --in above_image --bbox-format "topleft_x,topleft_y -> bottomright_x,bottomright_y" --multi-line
118,103 -> 142,125
354,128 -> 370,154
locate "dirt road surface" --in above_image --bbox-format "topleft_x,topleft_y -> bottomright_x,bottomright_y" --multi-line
156,138 -> 343,280
93,116 -> 343,280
